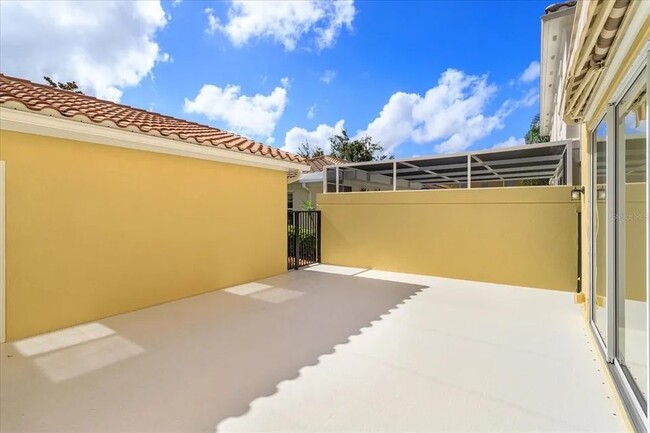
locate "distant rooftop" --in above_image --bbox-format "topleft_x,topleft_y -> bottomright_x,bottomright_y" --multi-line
304,155 -> 348,173
288,155 -> 348,182
545,0 -> 577,15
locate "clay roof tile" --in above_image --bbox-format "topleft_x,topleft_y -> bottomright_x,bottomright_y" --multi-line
0,73 -> 306,165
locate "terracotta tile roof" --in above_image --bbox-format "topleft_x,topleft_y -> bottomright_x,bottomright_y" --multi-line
0,74 -> 306,164
305,155 -> 348,172
287,155 -> 348,181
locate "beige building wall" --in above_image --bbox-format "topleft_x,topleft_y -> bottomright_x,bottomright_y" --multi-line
288,182 -> 323,210
319,187 -> 579,291
1,130 -> 287,340
624,183 -> 647,302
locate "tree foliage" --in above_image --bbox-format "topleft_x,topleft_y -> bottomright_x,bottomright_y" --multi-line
524,114 -> 550,144
522,114 -> 551,186
297,141 -> 325,159
295,130 -> 390,162
44,76 -> 84,94
328,130 -> 391,162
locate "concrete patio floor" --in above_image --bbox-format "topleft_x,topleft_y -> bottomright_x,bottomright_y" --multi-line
1,265 -> 626,432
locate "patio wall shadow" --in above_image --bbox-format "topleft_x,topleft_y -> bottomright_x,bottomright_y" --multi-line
0,270 -> 424,433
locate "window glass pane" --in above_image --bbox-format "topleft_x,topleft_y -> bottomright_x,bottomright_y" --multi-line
616,73 -> 647,406
593,117 -> 608,345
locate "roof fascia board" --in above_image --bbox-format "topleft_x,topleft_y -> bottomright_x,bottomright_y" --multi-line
0,107 -> 309,172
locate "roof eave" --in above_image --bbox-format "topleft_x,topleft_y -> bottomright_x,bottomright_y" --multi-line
0,106 -> 310,172
298,172 -> 325,183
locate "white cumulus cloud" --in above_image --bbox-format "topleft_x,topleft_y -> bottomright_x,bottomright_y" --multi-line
519,61 -> 540,83
284,69 -> 537,155
204,8 -> 220,34
357,69 -> 506,154
207,0 -> 355,51
491,136 -> 525,149
184,83 -> 288,138
0,1 -> 169,102
320,70 -> 337,84
283,120 -> 346,153
307,104 -> 317,119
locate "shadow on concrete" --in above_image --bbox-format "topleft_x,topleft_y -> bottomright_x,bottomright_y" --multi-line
0,269 -> 424,433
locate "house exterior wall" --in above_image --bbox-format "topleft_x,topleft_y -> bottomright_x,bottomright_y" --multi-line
579,14 -> 649,310
287,182 -> 323,210
565,3 -> 649,425
550,25 -> 580,142
319,187 -> 579,291
0,130 -> 287,340
541,5 -> 579,141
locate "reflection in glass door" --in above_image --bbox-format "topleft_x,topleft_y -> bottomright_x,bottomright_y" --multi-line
616,71 -> 648,408
592,117 -> 609,346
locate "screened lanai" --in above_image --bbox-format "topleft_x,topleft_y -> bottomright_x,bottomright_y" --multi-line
323,140 -> 580,192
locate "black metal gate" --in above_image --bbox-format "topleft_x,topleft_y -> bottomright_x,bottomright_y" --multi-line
288,210 -> 321,270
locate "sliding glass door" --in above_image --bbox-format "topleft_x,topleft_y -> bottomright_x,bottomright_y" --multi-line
590,57 -> 649,427
592,117 -> 609,347
616,71 -> 648,409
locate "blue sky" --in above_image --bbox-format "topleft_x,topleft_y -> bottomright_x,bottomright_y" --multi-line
0,0 -> 549,158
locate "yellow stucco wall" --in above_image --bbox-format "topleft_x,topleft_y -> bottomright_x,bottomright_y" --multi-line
0,130 -> 287,340
319,187 -> 579,291
624,184 -> 647,302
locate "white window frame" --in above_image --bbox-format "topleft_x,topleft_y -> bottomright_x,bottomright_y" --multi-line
589,110 -> 609,356
0,160 -> 5,343
589,45 -> 649,429
287,191 -> 294,211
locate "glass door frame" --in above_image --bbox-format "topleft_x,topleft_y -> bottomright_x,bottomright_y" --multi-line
589,109 -> 611,357
589,45 -> 649,430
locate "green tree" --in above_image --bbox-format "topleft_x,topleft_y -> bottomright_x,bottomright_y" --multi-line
297,141 -> 324,159
524,114 -> 550,144
301,199 -> 316,211
44,76 -> 84,94
328,130 -> 391,162
522,114 -> 551,186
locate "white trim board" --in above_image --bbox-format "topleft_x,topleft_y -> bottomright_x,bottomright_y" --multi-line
0,161 -> 5,343
0,107 -> 309,173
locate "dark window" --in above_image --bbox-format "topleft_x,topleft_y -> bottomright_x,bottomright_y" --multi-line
287,191 -> 294,209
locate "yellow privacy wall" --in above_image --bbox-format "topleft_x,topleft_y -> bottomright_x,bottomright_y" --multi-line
1,130 -> 286,340
319,187 -> 579,291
